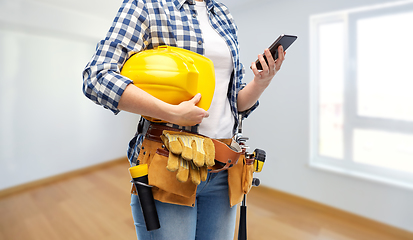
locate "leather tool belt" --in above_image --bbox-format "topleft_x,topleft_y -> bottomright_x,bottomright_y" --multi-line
145,123 -> 244,173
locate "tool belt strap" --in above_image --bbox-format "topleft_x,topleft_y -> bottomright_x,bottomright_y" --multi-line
145,123 -> 243,172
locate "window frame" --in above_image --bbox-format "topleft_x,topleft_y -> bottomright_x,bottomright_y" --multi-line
309,1 -> 413,190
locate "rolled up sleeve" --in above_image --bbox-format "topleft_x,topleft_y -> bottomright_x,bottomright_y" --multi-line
82,0 -> 150,114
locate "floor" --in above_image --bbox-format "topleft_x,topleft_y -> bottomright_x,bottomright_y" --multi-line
0,160 -> 411,240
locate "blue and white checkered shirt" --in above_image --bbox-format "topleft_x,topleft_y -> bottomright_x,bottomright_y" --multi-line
82,0 -> 258,165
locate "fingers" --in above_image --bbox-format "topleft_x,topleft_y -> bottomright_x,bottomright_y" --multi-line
189,162 -> 201,185
163,133 -> 182,155
200,166 -> 208,182
162,131 -> 214,185
275,45 -> 285,71
252,46 -> 285,71
250,46 -> 286,80
166,151 -> 179,171
179,136 -> 193,161
192,138 -> 206,167
190,93 -> 202,104
189,93 -> 209,118
176,157 -> 189,182
251,49 -> 273,77
250,60 -> 260,76
264,48 -> 276,72
172,94 -> 209,126
203,138 -> 215,167
257,52 -> 269,73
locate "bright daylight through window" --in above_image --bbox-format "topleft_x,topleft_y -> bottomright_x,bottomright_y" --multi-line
310,1 -> 413,188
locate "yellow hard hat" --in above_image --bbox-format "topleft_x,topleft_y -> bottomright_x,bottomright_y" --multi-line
120,45 -> 215,122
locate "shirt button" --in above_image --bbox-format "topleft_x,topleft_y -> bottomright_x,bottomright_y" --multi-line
198,40 -> 202,45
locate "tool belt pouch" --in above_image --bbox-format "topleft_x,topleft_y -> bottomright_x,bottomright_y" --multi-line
242,158 -> 254,194
133,138 -> 197,206
132,124 -> 248,207
227,154 -> 254,207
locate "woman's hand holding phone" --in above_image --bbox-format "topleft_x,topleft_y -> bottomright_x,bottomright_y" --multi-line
250,45 -> 286,88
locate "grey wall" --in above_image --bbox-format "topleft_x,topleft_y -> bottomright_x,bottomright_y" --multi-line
231,0 -> 413,233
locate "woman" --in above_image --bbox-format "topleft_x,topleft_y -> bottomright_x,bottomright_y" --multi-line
82,0 -> 285,239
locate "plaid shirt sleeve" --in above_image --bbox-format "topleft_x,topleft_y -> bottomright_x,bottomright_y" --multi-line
82,0 -> 150,114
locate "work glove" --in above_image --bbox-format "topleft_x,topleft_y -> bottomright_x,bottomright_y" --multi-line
161,130 -> 215,185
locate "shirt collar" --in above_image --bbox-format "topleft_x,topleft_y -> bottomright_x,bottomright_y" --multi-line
204,0 -> 216,13
174,0 -> 195,9
174,0 -> 216,13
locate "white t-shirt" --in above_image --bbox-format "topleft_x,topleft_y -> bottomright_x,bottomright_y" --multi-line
195,1 -> 235,139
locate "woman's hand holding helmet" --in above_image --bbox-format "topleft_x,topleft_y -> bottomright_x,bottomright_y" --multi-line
168,93 -> 209,126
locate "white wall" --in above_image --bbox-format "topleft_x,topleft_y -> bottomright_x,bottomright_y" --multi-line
0,0 -> 139,190
231,0 -> 413,233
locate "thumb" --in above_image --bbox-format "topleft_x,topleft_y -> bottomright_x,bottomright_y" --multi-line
189,93 -> 209,118
190,93 -> 202,105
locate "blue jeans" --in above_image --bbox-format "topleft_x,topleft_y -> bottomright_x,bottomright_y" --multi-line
130,170 -> 237,240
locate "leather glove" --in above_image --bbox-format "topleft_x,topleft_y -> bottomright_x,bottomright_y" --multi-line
161,130 -> 215,185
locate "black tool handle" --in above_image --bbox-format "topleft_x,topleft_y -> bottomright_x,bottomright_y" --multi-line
238,195 -> 247,240
133,175 -> 160,231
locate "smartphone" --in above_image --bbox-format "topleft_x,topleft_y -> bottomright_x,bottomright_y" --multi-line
254,34 -> 297,70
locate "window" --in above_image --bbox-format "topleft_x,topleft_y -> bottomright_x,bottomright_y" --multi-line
310,1 -> 413,189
